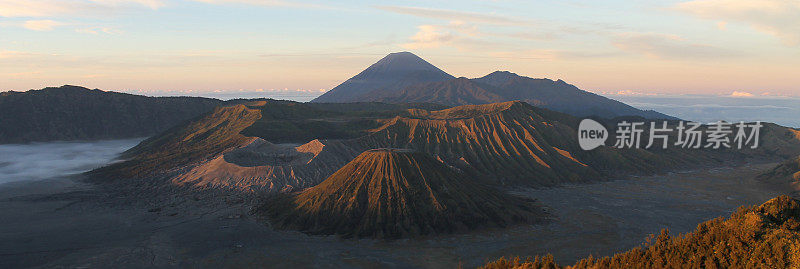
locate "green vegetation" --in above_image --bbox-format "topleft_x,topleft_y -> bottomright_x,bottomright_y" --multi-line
482,195 -> 800,269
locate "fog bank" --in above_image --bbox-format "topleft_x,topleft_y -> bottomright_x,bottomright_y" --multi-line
0,139 -> 142,185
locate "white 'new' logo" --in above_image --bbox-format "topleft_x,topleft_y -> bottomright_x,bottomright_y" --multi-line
578,119 -> 608,150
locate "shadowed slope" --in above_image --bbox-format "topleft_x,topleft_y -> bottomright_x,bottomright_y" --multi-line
262,149 -> 545,238
758,156 -> 800,196
483,195 -> 800,268
363,77 -> 505,106
90,104 -> 262,179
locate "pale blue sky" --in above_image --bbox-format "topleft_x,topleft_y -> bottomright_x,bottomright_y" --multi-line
1,0 -> 798,99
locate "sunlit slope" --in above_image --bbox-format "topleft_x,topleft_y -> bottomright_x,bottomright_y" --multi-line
261,149 -> 545,238
353,101 -> 703,186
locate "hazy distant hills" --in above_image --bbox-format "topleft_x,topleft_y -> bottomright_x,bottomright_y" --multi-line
263,148 -> 544,238
312,52 -> 675,120
0,85 -> 225,144
311,52 -> 454,103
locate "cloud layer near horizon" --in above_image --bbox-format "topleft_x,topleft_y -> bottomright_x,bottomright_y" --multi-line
0,0 -> 798,98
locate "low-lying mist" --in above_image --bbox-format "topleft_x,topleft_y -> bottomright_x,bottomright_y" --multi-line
0,139 -> 143,185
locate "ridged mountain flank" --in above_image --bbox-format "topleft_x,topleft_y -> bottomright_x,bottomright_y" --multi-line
310,52 -> 454,103
262,148 -> 545,238
95,100 -> 800,193
367,71 -> 675,119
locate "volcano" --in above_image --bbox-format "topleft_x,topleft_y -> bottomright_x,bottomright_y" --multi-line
310,52 -> 454,103
262,148 -> 544,238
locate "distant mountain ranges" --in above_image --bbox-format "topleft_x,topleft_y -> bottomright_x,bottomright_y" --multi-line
2,52 -> 675,145
312,51 -> 674,120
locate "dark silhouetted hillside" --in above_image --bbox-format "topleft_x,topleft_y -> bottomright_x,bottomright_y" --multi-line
0,85 -> 224,144
759,154 -> 800,196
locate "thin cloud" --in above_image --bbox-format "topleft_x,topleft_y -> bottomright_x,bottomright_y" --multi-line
76,27 -> 123,34
0,0 -> 161,17
23,20 -> 65,31
612,32 -> 741,59
673,0 -> 800,46
375,5 -> 528,26
192,0 -> 332,9
730,91 -> 754,97
93,0 -> 165,9
400,21 -> 495,51
401,25 -> 455,49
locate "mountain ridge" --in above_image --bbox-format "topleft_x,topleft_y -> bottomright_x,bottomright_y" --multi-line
0,85 -> 227,144
310,52 -> 675,119
94,100 -> 788,193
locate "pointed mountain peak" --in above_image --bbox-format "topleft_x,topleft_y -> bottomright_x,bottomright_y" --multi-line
383,51 -> 418,59
367,51 -> 445,73
311,52 -> 453,103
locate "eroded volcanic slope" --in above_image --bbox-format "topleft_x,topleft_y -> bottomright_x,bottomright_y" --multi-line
352,101 -> 698,186
94,100 -> 800,193
261,149 -> 545,238
483,195 -> 800,268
